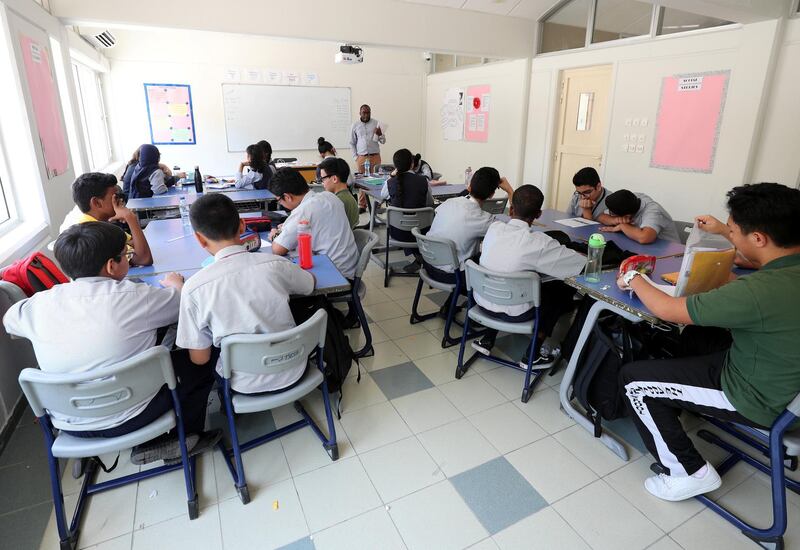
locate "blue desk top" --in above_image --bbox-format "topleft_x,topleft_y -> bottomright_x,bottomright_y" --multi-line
127,188 -> 276,211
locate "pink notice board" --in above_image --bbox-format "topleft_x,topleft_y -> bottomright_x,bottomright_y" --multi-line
650,71 -> 730,173
464,84 -> 491,143
144,84 -> 196,145
19,34 -> 69,178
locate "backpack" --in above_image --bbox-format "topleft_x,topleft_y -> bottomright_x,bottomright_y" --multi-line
1,252 -> 69,297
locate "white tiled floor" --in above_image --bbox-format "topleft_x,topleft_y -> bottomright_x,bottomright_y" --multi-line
29,260 -> 785,549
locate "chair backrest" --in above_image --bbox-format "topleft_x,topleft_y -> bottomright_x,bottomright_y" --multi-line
412,227 -> 458,271
308,183 -> 325,193
464,259 -> 541,308
481,197 -> 508,215
220,309 -> 327,379
18,346 -> 176,420
273,157 -> 298,164
386,206 -> 435,232
352,229 -> 379,279
674,221 -> 693,244
432,172 -> 443,180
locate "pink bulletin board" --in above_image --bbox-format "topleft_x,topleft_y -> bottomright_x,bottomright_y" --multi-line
650,71 -> 730,173
144,84 -> 196,145
19,34 -> 69,179
464,84 -> 491,143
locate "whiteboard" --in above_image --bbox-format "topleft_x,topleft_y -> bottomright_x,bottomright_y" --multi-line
222,84 -> 351,152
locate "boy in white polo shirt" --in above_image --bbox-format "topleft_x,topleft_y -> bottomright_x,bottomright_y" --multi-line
269,168 -> 359,280
177,193 -> 316,394
472,185 -> 585,366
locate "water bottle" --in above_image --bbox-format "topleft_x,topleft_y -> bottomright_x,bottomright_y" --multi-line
179,196 -> 191,231
584,233 -> 606,283
364,159 -> 371,177
297,219 -> 313,269
193,166 -> 203,193
174,166 -> 183,188
464,166 -> 473,186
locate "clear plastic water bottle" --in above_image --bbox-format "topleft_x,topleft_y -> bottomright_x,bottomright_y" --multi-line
464,166 -> 473,186
179,196 -> 191,230
364,159 -> 371,177
585,233 -> 606,283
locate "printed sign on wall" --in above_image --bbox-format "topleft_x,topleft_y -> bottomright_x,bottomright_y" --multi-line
144,83 -> 197,145
464,84 -> 490,142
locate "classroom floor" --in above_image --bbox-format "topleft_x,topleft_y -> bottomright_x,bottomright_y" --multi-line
1,236 -> 797,550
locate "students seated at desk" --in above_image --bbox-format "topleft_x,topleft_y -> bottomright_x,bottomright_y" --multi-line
122,144 -> 173,198
176,194 -> 315,394
234,143 -> 269,190
3,222 -> 220,463
617,182 -> 800,502
600,189 -> 680,243
269,168 -> 358,280
426,167 -> 514,283
568,167 -> 614,223
121,145 -> 184,192
471,185 -> 585,365
258,140 -> 277,167
318,157 -> 358,229
59,172 -> 153,266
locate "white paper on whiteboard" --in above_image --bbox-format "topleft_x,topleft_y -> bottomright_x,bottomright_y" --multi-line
265,69 -> 282,85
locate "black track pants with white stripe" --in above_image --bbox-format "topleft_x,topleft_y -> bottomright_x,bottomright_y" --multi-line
620,350 -> 764,476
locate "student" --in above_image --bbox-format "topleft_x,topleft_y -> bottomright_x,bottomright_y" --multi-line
568,167 -> 615,223
601,189 -> 680,243
426,167 -> 514,283
316,137 -> 354,185
122,144 -> 171,198
255,140 -> 278,189
471,185 -> 585,365
234,143 -> 268,189
59,172 -> 153,266
121,146 -> 185,189
269,168 -> 358,280
411,153 -> 434,180
318,157 -> 358,229
176,194 -> 316,394
257,140 -> 275,166
3,222 -> 219,462
617,182 -> 800,501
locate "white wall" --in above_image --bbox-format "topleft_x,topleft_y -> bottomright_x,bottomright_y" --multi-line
424,59 -> 530,186
103,28 -> 429,176
523,20 -> 783,221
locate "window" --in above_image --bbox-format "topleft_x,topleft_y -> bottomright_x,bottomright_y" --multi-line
592,0 -> 652,44
71,61 -> 111,171
0,175 -> 10,227
430,54 -> 502,74
657,7 -> 733,36
540,0 -> 592,54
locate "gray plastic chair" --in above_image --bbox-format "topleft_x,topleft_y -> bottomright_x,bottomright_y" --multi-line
674,221 -> 693,244
383,206 -> 435,287
308,183 -> 325,193
432,172 -> 443,180
456,260 -> 551,403
216,309 -> 337,504
481,197 -> 508,215
18,346 -> 199,550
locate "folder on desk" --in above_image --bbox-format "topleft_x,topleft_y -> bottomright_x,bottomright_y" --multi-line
661,247 -> 736,296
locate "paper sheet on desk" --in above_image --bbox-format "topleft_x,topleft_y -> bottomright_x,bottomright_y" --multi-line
555,217 -> 600,228
206,182 -> 234,189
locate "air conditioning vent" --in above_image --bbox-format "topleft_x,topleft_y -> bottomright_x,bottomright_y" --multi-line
80,29 -> 116,49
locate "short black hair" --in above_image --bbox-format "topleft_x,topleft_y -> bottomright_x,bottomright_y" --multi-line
605,189 -> 641,217
269,167 -> 309,197
54,221 -> 127,279
727,182 -> 800,247
470,167 -> 501,201
318,157 -> 350,182
72,172 -> 118,213
511,185 -> 544,220
189,193 -> 240,240
573,167 -> 600,188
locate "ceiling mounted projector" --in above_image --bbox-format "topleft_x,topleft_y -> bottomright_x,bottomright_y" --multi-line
335,44 -> 363,64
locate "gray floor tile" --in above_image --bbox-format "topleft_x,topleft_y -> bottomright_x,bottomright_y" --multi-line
0,500 -> 54,550
0,424 -> 45,468
276,536 -> 316,550
370,361 -> 434,400
495,334 -> 536,361
604,417 -> 648,454
450,456 -> 547,535
207,407 -> 277,445
0,458 -> 54,514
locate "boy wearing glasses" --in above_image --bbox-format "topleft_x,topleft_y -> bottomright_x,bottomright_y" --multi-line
318,157 -> 359,229
568,167 -> 618,225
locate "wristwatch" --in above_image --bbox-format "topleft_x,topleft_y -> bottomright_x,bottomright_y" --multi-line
622,270 -> 641,287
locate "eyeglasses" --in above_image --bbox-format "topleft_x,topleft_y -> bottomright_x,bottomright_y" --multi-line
316,175 -> 334,185
573,189 -> 594,198
115,247 -> 135,263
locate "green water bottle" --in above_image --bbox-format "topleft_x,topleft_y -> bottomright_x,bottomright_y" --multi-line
585,233 -> 606,283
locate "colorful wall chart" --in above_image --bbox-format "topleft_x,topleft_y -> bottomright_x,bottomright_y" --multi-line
144,83 -> 196,145
19,34 -> 69,178
650,71 -> 730,173
464,84 -> 491,142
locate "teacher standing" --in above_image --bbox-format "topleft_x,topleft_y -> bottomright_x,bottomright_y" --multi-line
350,104 -> 386,210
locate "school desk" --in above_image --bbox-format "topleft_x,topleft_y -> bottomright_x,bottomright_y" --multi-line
127,189 -> 276,223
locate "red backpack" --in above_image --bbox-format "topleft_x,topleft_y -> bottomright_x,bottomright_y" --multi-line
1,252 -> 69,297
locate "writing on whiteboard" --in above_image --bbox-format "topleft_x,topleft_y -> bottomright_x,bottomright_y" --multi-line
678,76 -> 703,91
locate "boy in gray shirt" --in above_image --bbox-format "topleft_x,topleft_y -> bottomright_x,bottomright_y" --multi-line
601,189 -> 680,243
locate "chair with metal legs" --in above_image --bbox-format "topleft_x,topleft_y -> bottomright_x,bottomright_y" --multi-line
381,206 -> 434,287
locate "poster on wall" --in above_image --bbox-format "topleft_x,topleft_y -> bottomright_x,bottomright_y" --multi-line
650,70 -> 730,173
440,87 -> 465,141
144,83 -> 197,145
464,84 -> 490,142
19,33 -> 69,178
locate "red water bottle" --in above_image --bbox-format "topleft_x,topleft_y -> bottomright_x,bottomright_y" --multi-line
297,219 -> 313,269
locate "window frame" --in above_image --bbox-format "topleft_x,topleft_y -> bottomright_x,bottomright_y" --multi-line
70,59 -> 112,172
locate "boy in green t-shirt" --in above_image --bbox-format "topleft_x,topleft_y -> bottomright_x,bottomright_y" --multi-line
616,182 -> 800,502
318,157 -> 359,229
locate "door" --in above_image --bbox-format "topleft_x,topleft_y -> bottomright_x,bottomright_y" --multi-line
550,65 -> 612,210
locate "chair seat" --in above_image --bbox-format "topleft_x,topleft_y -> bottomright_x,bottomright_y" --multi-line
756,428 -> 800,456
420,270 -> 455,293
328,280 -> 365,304
232,367 -> 324,414
467,305 -> 534,335
51,411 -> 176,458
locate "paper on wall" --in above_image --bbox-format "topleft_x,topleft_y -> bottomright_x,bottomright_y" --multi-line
303,72 -> 319,86
265,69 -> 282,85
223,67 -> 241,82
440,87 -> 465,141
244,68 -> 262,83
283,71 -> 300,85
480,94 -> 490,112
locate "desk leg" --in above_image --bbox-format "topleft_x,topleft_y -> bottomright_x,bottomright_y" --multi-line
558,299 -> 642,462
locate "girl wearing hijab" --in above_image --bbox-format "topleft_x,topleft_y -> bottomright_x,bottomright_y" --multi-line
122,144 -> 169,198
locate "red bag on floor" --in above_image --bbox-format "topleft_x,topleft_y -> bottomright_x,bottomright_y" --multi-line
1,252 -> 69,296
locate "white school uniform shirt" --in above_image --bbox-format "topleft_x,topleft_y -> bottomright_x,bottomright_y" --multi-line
148,169 -> 168,195
176,246 -> 315,394
427,196 -> 495,272
476,219 -> 586,317
606,192 -> 680,242
273,191 -> 359,279
234,169 -> 263,190
567,187 -> 612,220
2,278 -> 180,431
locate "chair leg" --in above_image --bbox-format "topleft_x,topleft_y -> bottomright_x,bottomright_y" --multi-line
409,279 -> 438,325
319,380 -> 339,460
520,336 -> 539,404
171,389 -> 198,519
39,422 -> 77,550
384,237 -> 391,287
455,306 -> 472,379
223,380 -> 249,504
353,292 -> 374,358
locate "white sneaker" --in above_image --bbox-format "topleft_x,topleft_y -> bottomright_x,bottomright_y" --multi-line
644,462 -> 722,501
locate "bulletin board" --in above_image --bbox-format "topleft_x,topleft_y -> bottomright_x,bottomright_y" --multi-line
144,83 -> 197,145
650,71 -> 730,173
464,84 -> 491,142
